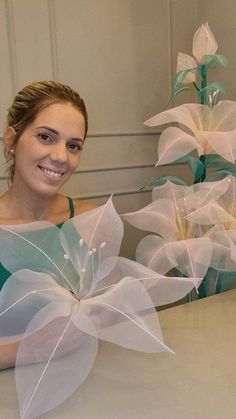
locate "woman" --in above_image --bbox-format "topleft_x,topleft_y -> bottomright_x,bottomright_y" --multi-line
0,80 -> 96,368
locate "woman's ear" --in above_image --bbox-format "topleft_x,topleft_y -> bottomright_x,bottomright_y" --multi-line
4,127 -> 16,154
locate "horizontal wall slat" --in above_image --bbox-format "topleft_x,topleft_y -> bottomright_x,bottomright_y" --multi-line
60,164 -> 192,198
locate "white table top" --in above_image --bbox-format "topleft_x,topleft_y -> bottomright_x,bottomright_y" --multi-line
1,289 -> 236,419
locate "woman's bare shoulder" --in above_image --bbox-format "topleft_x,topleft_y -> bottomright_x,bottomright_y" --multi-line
73,199 -> 98,215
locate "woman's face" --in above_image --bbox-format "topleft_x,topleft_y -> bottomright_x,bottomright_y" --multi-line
12,102 -> 86,197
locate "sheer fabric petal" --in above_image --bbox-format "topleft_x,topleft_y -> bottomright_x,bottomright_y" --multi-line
122,199 -> 178,239
207,226 -> 236,271
0,270 -> 73,343
152,180 -> 191,203
164,237 -> 212,280
206,129 -> 236,163
156,126 -> 201,165
77,280 -> 172,353
186,201 -> 235,225
90,256 -> 201,308
0,223 -> 74,290
144,103 -> 205,134
211,100 -> 236,131
176,53 -> 197,83
16,305 -> 98,419
136,235 -> 173,274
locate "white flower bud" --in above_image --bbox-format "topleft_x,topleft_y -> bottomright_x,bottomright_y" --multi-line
192,22 -> 218,63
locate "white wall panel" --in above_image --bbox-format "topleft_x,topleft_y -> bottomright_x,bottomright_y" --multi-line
0,0 -> 14,134
53,0 -> 171,134
170,0 -> 198,105
9,0 -> 53,88
79,134 -> 158,170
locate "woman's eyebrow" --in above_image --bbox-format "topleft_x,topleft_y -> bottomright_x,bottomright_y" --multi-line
36,125 -> 84,142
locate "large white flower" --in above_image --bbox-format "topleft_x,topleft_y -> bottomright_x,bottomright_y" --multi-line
177,22 -> 218,83
145,100 -> 236,165
186,176 -> 236,272
122,181 -> 212,283
0,198 -> 200,419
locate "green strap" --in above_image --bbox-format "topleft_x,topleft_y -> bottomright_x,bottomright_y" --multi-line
67,196 -> 75,218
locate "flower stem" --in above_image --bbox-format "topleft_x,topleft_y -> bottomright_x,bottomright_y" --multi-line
200,64 -> 207,105
194,155 -> 206,183
193,82 -> 200,92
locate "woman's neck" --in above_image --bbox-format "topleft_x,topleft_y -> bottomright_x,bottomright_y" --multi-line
0,186 -> 59,223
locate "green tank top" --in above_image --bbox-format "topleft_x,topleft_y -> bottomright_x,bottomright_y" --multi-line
0,197 -> 75,290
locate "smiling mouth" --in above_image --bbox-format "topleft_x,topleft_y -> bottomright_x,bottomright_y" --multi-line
38,166 -> 64,178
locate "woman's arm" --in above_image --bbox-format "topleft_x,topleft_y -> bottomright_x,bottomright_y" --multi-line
0,341 -> 19,370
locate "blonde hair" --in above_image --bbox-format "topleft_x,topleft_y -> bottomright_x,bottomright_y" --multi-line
5,80 -> 88,182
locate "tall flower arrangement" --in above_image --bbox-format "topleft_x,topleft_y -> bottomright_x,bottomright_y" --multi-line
123,23 -> 236,300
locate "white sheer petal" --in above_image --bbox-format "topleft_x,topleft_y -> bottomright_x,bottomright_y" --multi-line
0,223 -> 74,290
164,237 -> 212,280
206,130 -> 236,163
136,235 -> 174,274
186,201 -> 235,225
0,270 -> 73,344
182,178 -> 231,218
89,257 -> 201,308
152,180 -> 190,202
122,199 -> 178,239
176,52 -> 197,83
207,227 -> 236,271
16,305 -> 98,419
144,104 -> 205,134
78,281 -> 172,353
211,100 -> 236,131
156,127 -> 201,165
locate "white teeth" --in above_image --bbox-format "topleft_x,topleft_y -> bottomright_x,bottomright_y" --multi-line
40,167 -> 63,178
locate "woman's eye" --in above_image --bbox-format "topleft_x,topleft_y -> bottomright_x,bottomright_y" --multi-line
67,143 -> 82,152
37,133 -> 53,142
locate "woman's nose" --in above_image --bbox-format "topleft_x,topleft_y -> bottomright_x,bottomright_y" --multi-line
50,142 -> 67,163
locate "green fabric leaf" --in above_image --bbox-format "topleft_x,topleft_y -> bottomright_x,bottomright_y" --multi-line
201,54 -> 228,69
205,154 -> 235,168
149,175 -> 187,186
169,85 -> 195,105
173,68 -> 196,87
205,168 -> 236,181
139,175 -> 187,190
198,82 -> 226,102
171,154 -> 205,181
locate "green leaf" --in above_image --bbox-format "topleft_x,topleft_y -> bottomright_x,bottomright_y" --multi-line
205,168 -> 236,181
201,54 -> 228,69
205,154 -> 235,168
149,176 -> 187,186
198,82 -> 226,103
139,175 -> 187,190
173,68 -> 197,88
169,85 -> 195,105
171,154 -> 205,181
